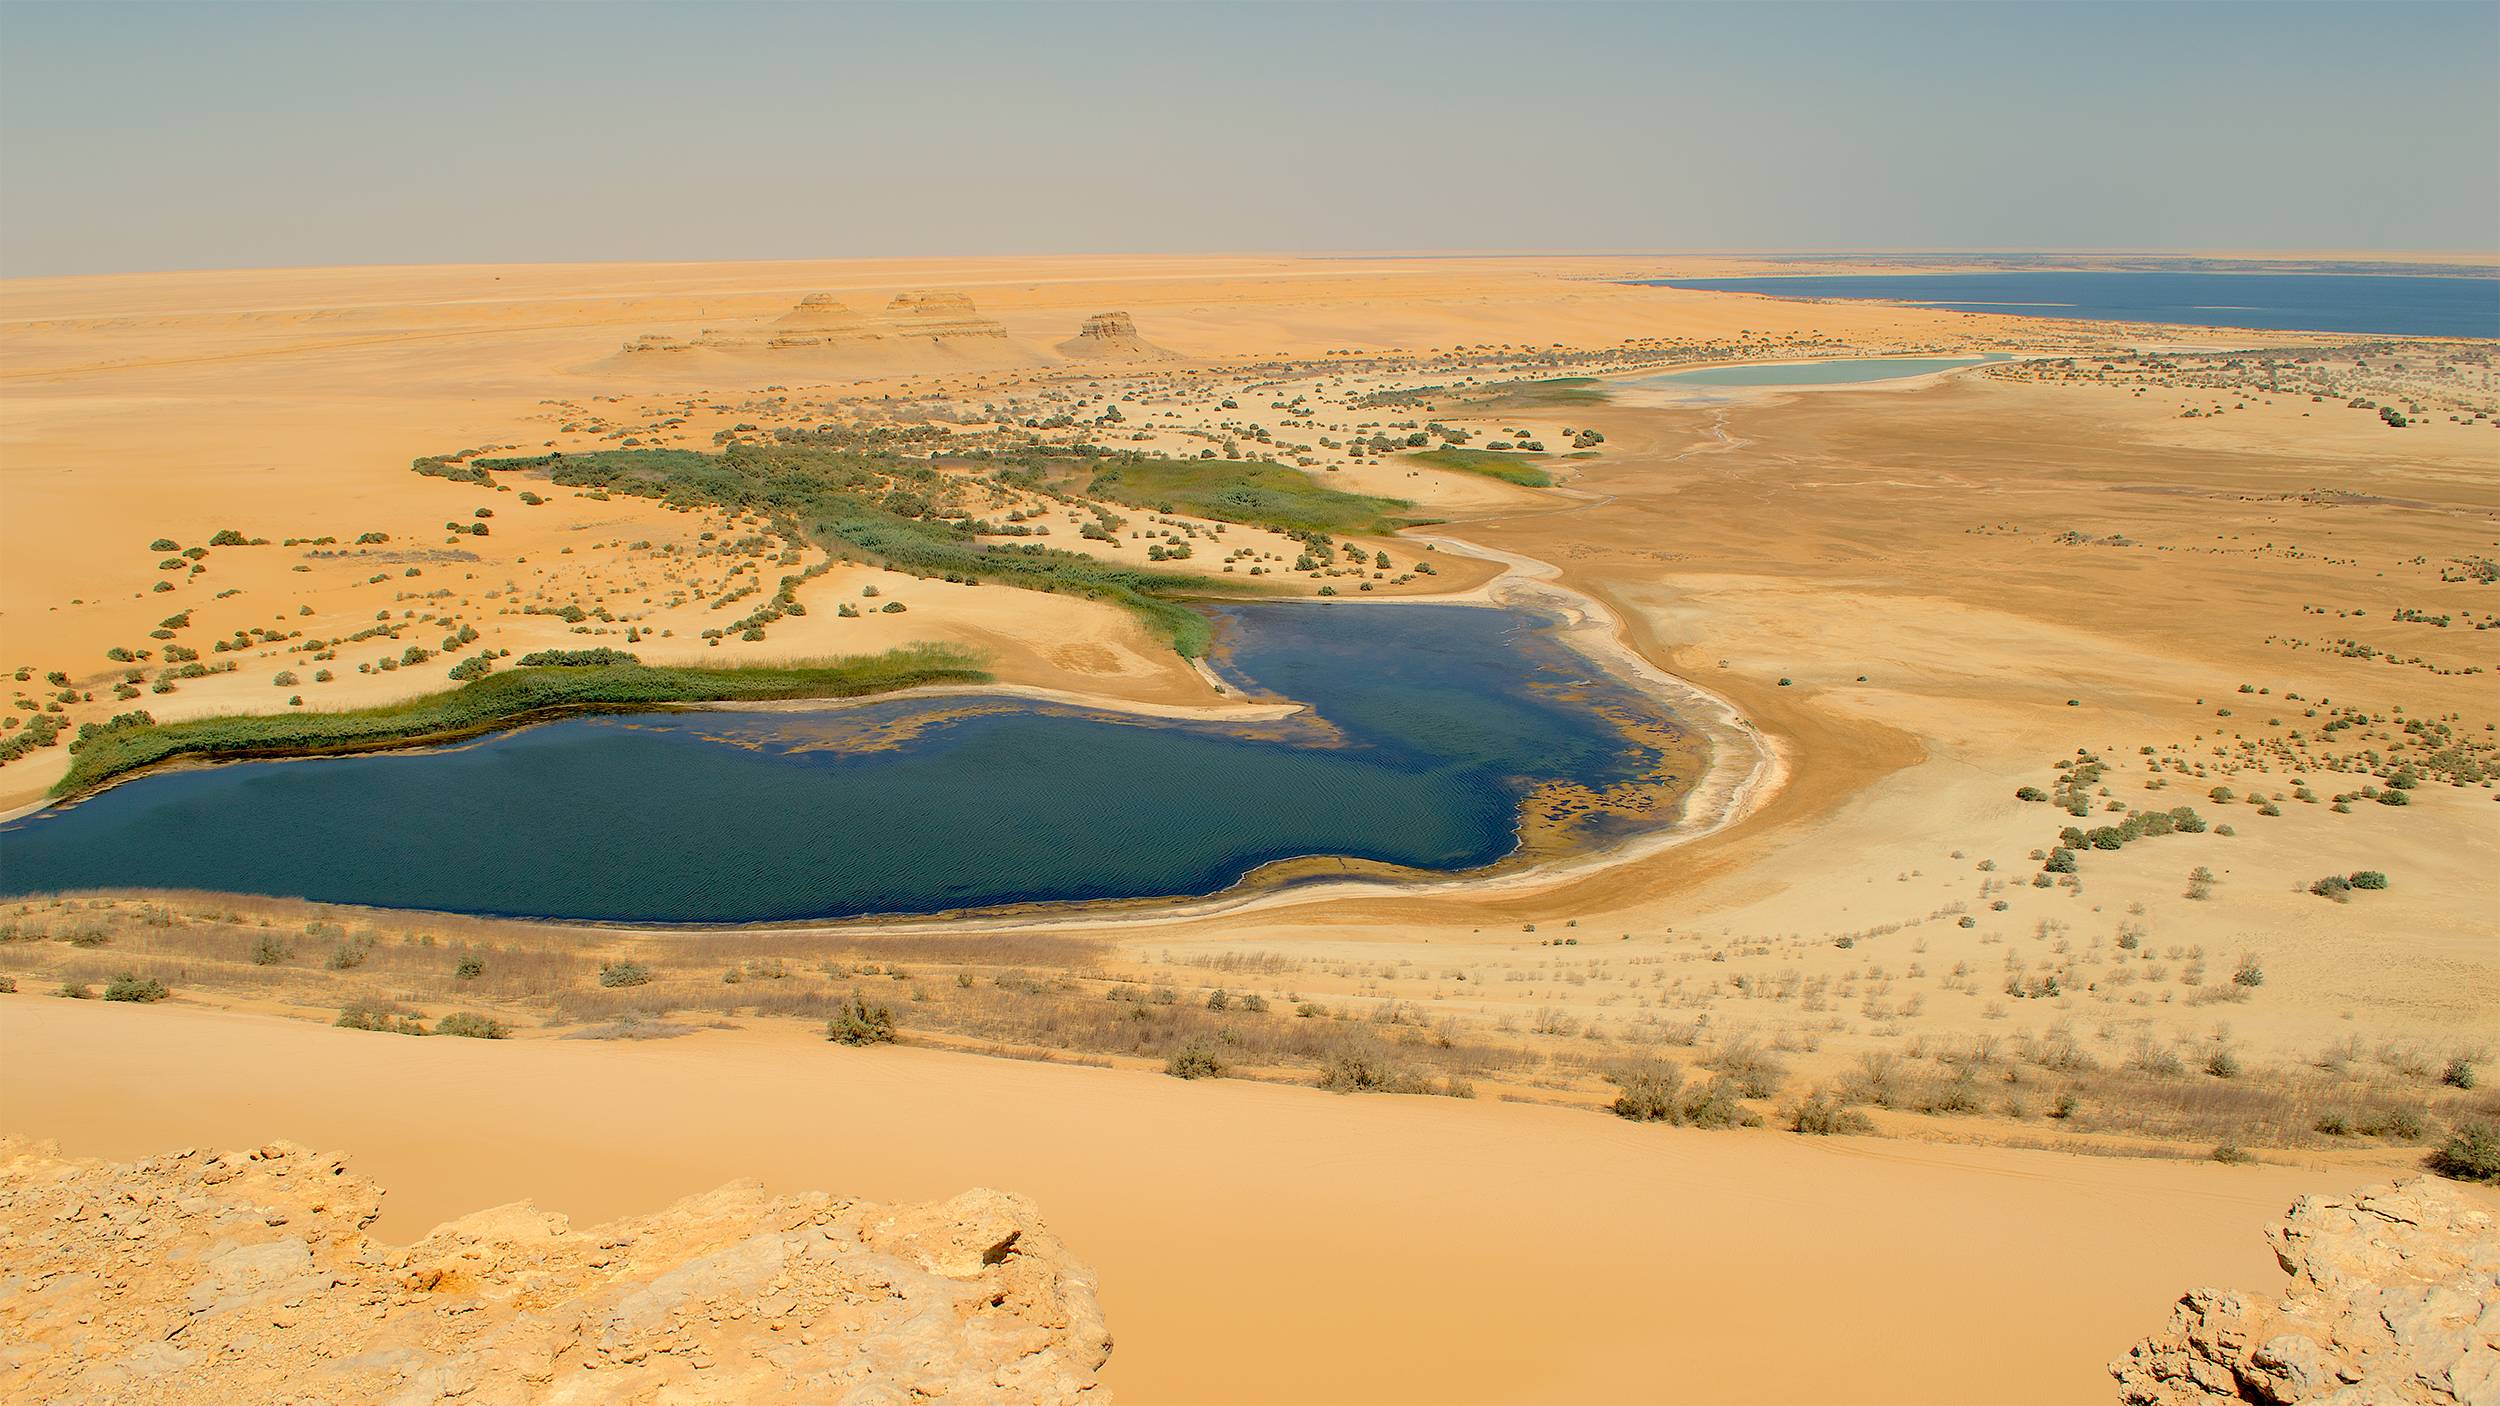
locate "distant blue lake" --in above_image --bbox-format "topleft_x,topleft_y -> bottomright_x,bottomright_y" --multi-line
0,605 -> 1689,923
1636,355 -> 1999,388
1632,273 -> 2499,339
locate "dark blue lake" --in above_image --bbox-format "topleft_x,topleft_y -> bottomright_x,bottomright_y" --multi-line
1632,273 -> 2498,339
0,604 -> 1690,923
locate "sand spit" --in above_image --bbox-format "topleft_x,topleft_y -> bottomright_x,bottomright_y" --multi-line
0,1132 -> 1111,1404
689,682 -> 1300,726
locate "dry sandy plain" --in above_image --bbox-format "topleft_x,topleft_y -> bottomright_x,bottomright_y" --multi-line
3,253 -> 2497,1403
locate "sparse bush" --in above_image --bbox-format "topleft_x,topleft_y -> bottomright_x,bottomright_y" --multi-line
2364,1106 -> 2427,1142
1681,1074 -> 1754,1128
56,982 -> 91,999
2429,1118 -> 2500,1182
335,997 -> 427,1035
827,991 -> 895,1045
1205,988 -> 1231,1012
251,933 -> 290,965
2127,1035 -> 2184,1078
2211,1145 -> 2254,1165
434,1011 -> 508,1039
2314,1109 -> 2354,1136
2443,1058 -> 2477,1090
1316,1040 -> 1398,1092
597,960 -> 653,988
102,971 -> 168,1003
1610,1060 -> 1685,1122
2205,1048 -> 2241,1079
2310,874 -> 2352,901
454,954 -> 484,980
2348,870 -> 2388,890
1164,1039 -> 1229,1080
1239,993 -> 1270,1013
1790,1093 -> 1875,1136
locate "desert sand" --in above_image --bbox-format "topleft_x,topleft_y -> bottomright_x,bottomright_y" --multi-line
4,252 -> 2496,1401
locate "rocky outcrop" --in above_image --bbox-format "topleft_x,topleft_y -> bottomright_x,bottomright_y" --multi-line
880,290 -> 1011,343
0,1135 -> 1110,1404
2112,1177 -> 2497,1405
621,290 -> 1030,368
1055,311 -> 1173,362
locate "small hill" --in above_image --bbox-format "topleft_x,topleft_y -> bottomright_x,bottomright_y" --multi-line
1056,310 -> 1175,361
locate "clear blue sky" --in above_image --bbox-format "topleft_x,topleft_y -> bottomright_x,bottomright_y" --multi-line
3,1 -> 2493,277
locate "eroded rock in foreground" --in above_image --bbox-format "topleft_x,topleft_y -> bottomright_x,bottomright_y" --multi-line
2112,1176 -> 2497,1405
0,1135 -> 1110,1404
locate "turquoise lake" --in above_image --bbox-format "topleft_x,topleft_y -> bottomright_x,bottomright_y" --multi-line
0,604 -> 1689,923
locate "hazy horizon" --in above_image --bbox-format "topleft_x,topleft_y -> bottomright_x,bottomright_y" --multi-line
4,0 -> 2495,279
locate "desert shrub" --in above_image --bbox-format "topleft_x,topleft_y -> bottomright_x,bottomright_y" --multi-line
2443,1058 -> 2477,1090
251,933 -> 290,965
2310,874 -> 2351,900
1610,1059 -> 1685,1122
1681,1075 -> 1754,1128
1164,1039 -> 1229,1080
454,954 -> 484,980
827,991 -> 896,1045
434,1011 -> 507,1039
2429,1119 -> 2500,1182
2015,786 -> 2049,802
2205,1049 -> 2241,1079
560,1012 -> 694,1041
1711,1042 -> 1789,1098
102,971 -> 168,1003
2363,1106 -> 2427,1142
1789,1093 -> 1875,1136
597,960 -> 653,988
1204,988 -> 1231,1012
2314,1110 -> 2354,1136
1316,1040 -> 1398,1092
1239,992 -> 1270,1013
335,997 -> 427,1035
2348,870 -> 2388,890
1923,1071 -> 1985,1115
2211,1145 -> 2254,1165
56,982 -> 92,999
2127,1035 -> 2185,1077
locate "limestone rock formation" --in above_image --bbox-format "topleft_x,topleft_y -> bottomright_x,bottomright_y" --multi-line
2111,1177 -> 2498,1406
1055,311 -> 1173,361
618,290 -> 1035,371
880,290 -> 1012,344
0,1135 -> 1111,1404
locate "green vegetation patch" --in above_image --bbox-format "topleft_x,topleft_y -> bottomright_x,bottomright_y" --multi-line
1476,376 -> 1610,407
1083,459 -> 1412,536
447,445 -> 1306,657
51,645 -> 988,797
1403,448 -> 1555,488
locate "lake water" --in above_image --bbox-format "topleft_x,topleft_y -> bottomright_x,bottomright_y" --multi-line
1632,273 -> 2498,339
0,604 -> 1691,923
1636,355 -> 1997,388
